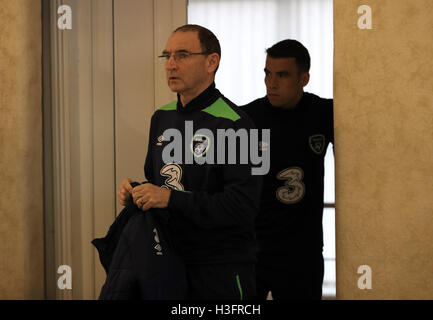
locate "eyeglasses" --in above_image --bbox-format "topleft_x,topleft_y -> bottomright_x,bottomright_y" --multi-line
158,50 -> 210,62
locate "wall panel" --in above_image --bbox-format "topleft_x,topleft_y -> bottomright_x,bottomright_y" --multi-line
0,0 -> 44,299
334,0 -> 433,299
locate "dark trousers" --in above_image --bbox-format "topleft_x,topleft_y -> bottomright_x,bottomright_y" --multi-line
255,253 -> 324,300
186,263 -> 256,300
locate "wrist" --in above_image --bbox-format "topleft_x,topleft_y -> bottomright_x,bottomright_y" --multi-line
164,188 -> 171,207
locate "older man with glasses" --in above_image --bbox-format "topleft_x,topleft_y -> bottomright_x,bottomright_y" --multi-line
116,24 -> 261,300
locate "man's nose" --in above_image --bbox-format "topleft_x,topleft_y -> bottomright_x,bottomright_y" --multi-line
165,55 -> 177,70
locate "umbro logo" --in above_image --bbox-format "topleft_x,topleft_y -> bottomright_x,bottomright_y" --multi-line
153,228 -> 163,255
156,135 -> 164,146
258,141 -> 269,152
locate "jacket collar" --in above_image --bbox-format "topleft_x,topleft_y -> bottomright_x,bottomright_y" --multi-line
176,82 -> 220,113
264,92 -> 309,114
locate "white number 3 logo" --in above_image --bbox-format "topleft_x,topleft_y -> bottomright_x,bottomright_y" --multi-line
160,163 -> 184,191
276,167 -> 305,204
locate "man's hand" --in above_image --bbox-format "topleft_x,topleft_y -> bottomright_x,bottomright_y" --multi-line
131,183 -> 171,211
117,178 -> 133,206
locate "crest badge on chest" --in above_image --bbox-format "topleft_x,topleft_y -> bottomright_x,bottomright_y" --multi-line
309,134 -> 326,155
191,134 -> 210,157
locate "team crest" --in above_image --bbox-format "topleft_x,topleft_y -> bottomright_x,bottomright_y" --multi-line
190,134 -> 210,157
309,134 -> 326,155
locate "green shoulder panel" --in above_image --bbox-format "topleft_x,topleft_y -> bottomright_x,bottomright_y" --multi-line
202,98 -> 241,121
159,100 -> 177,111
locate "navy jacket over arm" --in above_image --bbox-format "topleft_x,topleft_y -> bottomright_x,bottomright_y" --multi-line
91,182 -> 187,300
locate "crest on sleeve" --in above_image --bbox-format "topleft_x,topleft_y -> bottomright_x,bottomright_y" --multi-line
309,134 -> 326,154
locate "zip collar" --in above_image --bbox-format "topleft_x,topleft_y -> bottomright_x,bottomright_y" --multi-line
176,82 -> 220,113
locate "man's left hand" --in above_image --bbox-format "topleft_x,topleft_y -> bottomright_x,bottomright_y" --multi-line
131,183 -> 171,211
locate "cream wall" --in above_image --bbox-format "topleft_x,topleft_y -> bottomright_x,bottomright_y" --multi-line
334,0 -> 433,299
0,0 -> 44,299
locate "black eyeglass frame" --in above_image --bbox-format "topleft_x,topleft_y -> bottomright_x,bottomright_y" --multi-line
158,50 -> 212,61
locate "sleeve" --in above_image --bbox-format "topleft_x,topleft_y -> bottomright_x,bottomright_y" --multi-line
327,98 -> 334,145
167,117 -> 263,229
144,113 -> 157,183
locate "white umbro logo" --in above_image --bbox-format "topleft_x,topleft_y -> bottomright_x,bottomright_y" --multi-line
156,135 -> 164,146
153,228 -> 163,255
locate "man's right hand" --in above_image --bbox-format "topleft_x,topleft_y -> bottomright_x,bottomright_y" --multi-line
117,178 -> 133,206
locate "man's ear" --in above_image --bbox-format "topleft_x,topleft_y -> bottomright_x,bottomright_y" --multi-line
207,53 -> 220,73
301,72 -> 310,87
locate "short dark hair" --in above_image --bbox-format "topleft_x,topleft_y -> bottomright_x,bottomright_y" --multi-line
266,39 -> 310,73
174,24 -> 221,72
